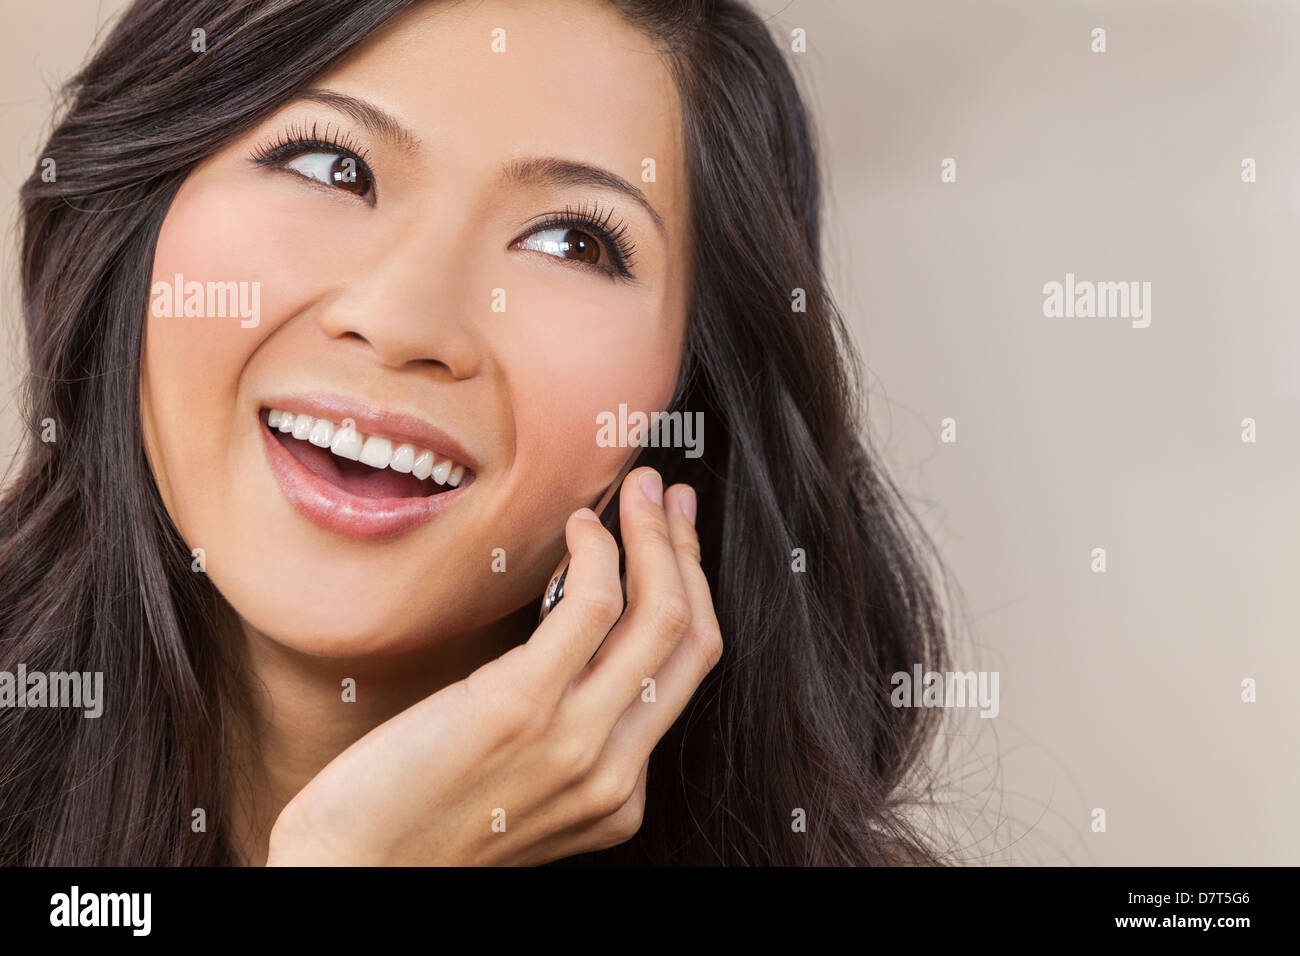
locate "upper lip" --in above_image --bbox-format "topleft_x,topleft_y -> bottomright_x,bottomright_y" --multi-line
258,392 -> 480,474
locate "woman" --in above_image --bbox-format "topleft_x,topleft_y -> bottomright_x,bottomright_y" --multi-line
1,0 -> 951,865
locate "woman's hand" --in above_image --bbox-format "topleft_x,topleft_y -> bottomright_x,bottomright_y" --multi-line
265,467 -> 722,865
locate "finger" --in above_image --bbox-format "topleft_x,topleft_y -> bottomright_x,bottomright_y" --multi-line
523,507 -> 625,694
607,482 -> 722,757
575,467 -> 692,728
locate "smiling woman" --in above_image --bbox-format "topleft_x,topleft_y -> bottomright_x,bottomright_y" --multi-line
1,0 -> 952,866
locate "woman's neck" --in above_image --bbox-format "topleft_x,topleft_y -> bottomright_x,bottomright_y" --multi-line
226,605 -> 533,865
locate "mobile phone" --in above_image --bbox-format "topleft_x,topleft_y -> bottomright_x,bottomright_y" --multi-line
537,451 -> 641,624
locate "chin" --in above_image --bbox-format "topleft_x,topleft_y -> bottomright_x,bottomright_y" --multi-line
236,603 -> 433,659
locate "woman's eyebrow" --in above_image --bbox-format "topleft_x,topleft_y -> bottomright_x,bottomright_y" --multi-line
293,89 -> 666,238
501,157 -> 667,238
297,88 -> 421,152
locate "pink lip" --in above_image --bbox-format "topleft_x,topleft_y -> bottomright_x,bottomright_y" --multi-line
257,397 -> 475,541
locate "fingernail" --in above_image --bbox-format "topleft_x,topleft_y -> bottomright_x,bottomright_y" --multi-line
639,470 -> 663,505
575,507 -> 600,522
680,486 -> 697,526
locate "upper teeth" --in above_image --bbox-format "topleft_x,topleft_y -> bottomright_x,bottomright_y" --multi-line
267,408 -> 467,487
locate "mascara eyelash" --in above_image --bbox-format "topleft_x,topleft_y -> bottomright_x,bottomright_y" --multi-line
526,201 -> 638,280
250,130 -> 635,278
249,121 -> 377,199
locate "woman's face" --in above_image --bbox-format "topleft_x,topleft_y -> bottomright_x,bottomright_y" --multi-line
140,0 -> 691,657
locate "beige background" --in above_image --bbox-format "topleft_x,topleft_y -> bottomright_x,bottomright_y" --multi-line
2,0 -> 1295,864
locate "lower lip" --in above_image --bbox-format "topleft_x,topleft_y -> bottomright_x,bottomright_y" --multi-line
259,418 -> 469,541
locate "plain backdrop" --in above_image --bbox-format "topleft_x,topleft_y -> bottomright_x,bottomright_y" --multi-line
2,0 -> 1296,864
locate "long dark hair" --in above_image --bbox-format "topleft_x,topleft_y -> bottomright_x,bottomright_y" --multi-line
2,0 -> 951,865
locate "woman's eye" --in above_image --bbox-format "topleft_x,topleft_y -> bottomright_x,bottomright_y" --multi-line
283,151 -> 373,198
517,227 -> 604,267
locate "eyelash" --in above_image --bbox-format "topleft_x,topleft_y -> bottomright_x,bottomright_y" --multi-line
522,202 -> 638,280
250,122 -> 377,200
249,126 -> 638,280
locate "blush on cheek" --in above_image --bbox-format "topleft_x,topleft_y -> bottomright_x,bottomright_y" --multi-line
149,162 -> 353,351
149,178 -> 274,367
142,173 -> 298,534
508,335 -> 679,524
500,267 -> 682,505
145,165 -> 348,432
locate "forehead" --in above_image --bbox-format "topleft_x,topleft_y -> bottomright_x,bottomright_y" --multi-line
319,0 -> 687,230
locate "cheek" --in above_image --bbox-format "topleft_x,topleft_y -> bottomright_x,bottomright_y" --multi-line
141,176 -> 292,533
494,270 -> 683,516
513,342 -> 675,459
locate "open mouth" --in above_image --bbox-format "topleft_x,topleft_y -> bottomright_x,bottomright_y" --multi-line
257,399 -> 476,540
263,407 -> 472,500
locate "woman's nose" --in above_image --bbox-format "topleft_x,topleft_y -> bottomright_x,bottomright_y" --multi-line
314,234 -> 484,380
